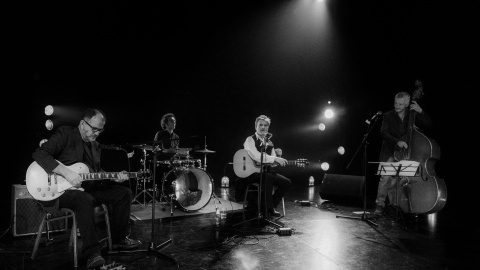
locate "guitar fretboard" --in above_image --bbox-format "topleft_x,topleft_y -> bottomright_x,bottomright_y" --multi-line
81,172 -> 138,180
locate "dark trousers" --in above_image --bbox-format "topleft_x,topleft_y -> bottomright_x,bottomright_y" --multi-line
58,185 -> 132,258
240,171 -> 291,209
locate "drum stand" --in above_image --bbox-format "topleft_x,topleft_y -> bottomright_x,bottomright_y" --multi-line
132,148 -> 158,205
195,136 -> 216,171
158,167 -> 177,216
108,145 -> 177,266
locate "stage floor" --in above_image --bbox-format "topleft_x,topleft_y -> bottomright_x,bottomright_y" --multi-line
0,185 -> 476,270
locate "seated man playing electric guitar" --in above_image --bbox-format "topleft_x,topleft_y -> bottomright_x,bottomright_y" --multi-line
236,115 -> 292,218
31,108 -> 141,269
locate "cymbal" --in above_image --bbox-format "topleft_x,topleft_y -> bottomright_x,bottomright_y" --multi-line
132,144 -> 154,151
195,148 -> 216,154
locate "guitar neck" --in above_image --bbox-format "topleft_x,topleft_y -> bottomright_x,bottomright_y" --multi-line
81,172 -> 138,181
286,160 -> 301,166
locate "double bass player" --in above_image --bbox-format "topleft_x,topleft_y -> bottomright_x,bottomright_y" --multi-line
374,90 -> 433,215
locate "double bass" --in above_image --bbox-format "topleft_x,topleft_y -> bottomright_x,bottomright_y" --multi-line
394,80 -> 447,214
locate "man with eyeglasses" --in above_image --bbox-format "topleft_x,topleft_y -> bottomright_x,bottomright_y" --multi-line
32,108 -> 141,269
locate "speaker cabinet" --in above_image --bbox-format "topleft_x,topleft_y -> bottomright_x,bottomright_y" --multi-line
11,184 -> 67,237
319,174 -> 364,204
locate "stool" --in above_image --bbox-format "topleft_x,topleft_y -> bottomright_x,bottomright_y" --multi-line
31,202 -> 112,268
242,183 -> 285,220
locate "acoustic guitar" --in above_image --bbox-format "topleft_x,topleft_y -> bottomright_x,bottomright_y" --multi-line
25,160 -> 147,201
233,149 -> 309,178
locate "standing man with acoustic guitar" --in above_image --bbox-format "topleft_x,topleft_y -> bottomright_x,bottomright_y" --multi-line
31,108 -> 141,269
236,115 -> 292,218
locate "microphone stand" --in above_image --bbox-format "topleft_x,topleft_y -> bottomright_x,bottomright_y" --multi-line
335,116 -> 380,227
233,134 -> 282,228
107,139 -> 177,266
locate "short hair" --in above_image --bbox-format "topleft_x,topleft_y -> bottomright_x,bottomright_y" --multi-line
81,108 -> 106,122
255,115 -> 271,127
161,113 -> 176,130
395,92 -> 410,105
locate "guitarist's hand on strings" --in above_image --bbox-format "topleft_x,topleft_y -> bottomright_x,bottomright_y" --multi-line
54,165 -> 83,188
112,171 -> 129,183
274,157 -> 288,166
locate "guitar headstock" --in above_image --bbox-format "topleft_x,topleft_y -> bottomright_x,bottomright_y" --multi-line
295,159 -> 310,168
138,169 -> 151,179
412,79 -> 424,102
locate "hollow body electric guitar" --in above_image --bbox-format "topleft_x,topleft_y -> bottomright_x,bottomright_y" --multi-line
26,161 -> 147,201
233,149 -> 309,178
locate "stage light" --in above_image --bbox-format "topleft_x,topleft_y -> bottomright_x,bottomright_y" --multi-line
318,123 -> 326,131
338,146 -> 345,155
45,119 -> 53,130
324,109 -> 334,119
44,105 -> 54,116
320,162 -> 329,171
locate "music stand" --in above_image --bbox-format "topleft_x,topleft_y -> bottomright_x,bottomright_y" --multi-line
233,135 -> 283,228
375,160 -> 419,226
336,115 -> 380,227
108,138 -> 177,267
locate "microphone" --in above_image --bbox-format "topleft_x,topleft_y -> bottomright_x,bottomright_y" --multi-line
365,111 -> 382,124
100,144 -> 124,151
266,133 -> 273,139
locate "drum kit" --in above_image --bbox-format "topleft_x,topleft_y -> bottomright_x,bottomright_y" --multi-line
131,141 -> 217,213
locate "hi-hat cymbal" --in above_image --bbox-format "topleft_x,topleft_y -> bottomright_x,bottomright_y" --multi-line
132,144 -> 154,151
195,148 -> 216,154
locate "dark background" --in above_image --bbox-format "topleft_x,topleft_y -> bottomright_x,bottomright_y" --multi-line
4,0 -> 474,220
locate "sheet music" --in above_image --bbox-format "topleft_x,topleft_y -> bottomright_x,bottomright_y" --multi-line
375,160 -> 420,176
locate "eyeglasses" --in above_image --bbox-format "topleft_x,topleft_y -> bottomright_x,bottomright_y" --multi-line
83,120 -> 105,134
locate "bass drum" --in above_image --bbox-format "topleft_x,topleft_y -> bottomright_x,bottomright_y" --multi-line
162,168 -> 213,212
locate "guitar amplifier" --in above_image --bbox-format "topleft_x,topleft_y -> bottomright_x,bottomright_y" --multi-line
11,184 -> 67,237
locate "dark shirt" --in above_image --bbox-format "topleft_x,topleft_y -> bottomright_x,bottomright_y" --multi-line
379,109 -> 433,162
154,130 -> 179,149
153,129 -> 179,162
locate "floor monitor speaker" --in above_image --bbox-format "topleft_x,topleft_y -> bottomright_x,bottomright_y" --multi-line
319,174 -> 364,204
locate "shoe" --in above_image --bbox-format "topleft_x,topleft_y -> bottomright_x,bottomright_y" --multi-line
267,208 -> 282,218
87,251 -> 105,269
113,236 -> 142,250
374,205 -> 385,216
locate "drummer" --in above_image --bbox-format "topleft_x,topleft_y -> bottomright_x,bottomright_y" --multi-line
154,113 -> 179,149
154,113 -> 180,161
